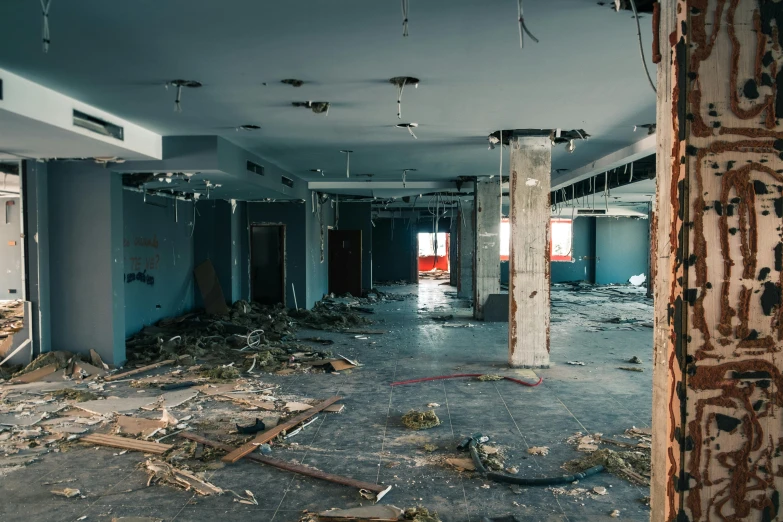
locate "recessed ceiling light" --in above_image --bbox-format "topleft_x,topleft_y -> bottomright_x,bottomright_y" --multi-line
166,80 -> 202,113
236,124 -> 261,131
389,77 -> 420,119
396,123 -> 419,139
292,101 -> 330,115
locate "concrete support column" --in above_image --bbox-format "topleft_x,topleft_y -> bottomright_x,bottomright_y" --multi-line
449,217 -> 457,287
47,162 -> 125,365
508,136 -> 551,368
652,1 -> 783,519
456,201 -> 474,299
473,177 -> 501,319
22,161 -> 51,359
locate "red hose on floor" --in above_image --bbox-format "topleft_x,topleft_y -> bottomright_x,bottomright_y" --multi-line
390,373 -> 543,387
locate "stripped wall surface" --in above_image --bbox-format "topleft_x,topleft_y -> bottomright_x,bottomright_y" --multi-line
0,196 -> 23,299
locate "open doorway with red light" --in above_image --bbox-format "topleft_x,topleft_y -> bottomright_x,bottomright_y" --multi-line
417,232 -> 450,280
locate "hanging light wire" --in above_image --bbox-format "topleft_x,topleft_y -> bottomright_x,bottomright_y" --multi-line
629,0 -> 656,93
517,0 -> 539,49
40,0 -> 52,53
401,0 -> 410,37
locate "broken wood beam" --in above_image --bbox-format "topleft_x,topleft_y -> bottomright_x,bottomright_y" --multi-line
104,359 -> 175,382
222,396 -> 342,463
80,433 -> 172,454
181,432 -> 391,500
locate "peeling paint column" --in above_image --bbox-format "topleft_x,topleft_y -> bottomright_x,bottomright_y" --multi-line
652,1 -> 783,520
473,177 -> 501,319
457,200 -> 474,299
508,136 -> 550,368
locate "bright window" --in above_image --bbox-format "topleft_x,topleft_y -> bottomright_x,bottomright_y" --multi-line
499,218 -> 573,262
551,219 -> 573,262
418,232 -> 447,257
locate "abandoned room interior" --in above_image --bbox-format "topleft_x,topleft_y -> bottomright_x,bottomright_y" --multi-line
0,0 -> 778,521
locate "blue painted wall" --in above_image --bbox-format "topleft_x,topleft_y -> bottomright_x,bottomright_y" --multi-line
373,219 -> 416,283
306,196 -> 333,307
595,218 -> 649,284
123,191 -> 195,337
48,163 -> 125,364
551,217 -> 596,283
338,202 -> 372,291
194,199 -> 233,308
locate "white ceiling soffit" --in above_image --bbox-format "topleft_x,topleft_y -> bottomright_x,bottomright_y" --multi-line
0,0 -> 656,188
551,133 -> 656,190
0,67 -> 161,161
116,136 -> 305,201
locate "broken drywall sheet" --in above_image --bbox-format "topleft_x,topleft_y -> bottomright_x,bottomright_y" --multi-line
74,396 -> 159,416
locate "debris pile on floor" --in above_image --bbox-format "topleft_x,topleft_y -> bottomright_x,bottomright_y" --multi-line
564,448 -> 650,485
401,410 -> 441,430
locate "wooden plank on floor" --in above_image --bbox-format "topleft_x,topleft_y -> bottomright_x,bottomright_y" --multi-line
80,433 -> 172,454
222,396 -> 342,463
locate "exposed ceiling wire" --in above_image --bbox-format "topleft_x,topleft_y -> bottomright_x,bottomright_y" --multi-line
629,0 -> 656,93
40,0 -> 51,53
402,168 -> 416,188
401,0 -> 410,37
166,80 -> 202,113
517,0 -> 539,49
340,150 -> 353,178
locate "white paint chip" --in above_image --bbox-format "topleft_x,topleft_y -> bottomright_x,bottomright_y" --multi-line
525,178 -> 540,187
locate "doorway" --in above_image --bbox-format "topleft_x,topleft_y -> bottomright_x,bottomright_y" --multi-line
328,229 -> 362,296
250,224 -> 285,306
417,232 -> 449,280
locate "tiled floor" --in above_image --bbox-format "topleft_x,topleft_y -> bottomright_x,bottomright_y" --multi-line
0,280 -> 653,521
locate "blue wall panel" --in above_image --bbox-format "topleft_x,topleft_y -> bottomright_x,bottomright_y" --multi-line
123,191 -> 195,337
595,218 -> 649,284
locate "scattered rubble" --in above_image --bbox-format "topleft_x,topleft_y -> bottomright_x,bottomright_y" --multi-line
527,446 -> 549,456
564,448 -> 650,485
617,367 -> 644,372
401,410 -> 440,430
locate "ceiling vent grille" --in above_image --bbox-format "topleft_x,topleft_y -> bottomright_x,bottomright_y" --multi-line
577,209 -> 607,215
72,110 -> 124,140
246,160 -> 264,176
281,175 -> 294,188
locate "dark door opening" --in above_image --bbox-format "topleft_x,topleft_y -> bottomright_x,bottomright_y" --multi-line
250,224 -> 285,306
328,229 -> 362,296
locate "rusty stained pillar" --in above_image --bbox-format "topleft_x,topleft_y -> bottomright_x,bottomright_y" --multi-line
652,1 -> 783,521
508,136 -> 551,368
457,200 -> 474,299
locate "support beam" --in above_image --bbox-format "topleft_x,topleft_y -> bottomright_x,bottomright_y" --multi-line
473,177 -> 501,319
508,136 -> 551,368
652,1 -> 783,520
456,201 -> 474,299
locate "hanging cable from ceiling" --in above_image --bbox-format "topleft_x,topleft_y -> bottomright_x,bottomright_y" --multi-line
401,0 -> 410,37
628,0 -> 656,93
401,168 -> 416,188
340,150 -> 353,178
517,0 -> 539,49
40,0 -> 52,53
165,80 -> 202,113
389,77 -> 419,119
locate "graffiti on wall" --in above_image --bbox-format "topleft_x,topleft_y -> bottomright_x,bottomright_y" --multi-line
124,235 -> 160,286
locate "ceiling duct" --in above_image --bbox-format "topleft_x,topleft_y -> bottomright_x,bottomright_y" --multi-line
72,110 -> 124,141
577,209 -> 607,215
246,160 -> 265,176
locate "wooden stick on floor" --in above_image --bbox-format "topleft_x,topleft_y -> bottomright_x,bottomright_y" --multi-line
104,359 -> 176,382
222,396 -> 342,463
181,432 -> 391,501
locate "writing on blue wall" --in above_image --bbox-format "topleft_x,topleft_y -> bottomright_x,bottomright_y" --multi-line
126,270 -> 155,286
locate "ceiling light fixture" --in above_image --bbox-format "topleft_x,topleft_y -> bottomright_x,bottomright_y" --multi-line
165,80 -> 202,113
310,169 -> 325,177
236,124 -> 261,131
281,79 -> 304,87
292,101 -> 330,115
401,168 -> 417,188
340,150 -> 353,178
397,123 -> 419,139
389,77 -> 420,119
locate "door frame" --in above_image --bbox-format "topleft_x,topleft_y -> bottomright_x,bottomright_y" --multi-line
249,223 -> 286,306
